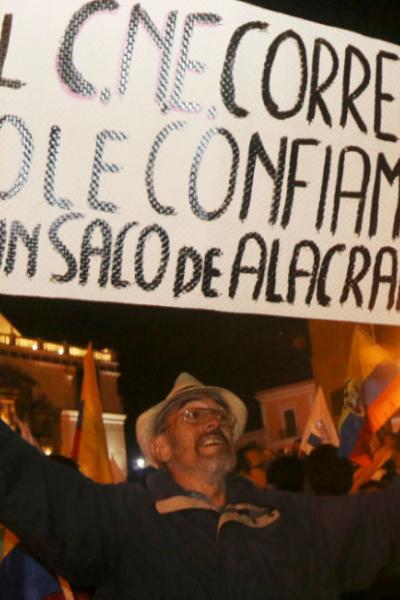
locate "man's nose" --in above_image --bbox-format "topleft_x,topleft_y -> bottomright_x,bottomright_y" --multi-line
203,413 -> 222,430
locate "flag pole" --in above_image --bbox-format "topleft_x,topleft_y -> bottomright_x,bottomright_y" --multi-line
369,323 -> 376,343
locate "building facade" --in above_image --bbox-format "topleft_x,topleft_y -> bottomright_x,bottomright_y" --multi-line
0,314 -> 127,475
255,380 -> 316,451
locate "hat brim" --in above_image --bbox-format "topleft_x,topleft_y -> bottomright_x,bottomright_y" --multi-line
136,384 -> 247,467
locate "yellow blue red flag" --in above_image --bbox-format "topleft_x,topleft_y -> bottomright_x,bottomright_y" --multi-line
338,326 -> 400,466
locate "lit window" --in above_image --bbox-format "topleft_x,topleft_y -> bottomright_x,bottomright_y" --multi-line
15,337 -> 36,350
69,346 -> 86,358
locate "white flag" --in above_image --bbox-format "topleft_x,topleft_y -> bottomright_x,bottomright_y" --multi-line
300,387 -> 339,455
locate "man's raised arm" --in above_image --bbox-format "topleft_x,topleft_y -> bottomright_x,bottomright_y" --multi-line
0,418 -> 116,588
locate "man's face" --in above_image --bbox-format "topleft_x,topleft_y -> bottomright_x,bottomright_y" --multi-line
156,395 -> 236,476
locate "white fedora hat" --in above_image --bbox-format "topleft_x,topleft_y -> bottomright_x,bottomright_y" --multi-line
136,372 -> 247,467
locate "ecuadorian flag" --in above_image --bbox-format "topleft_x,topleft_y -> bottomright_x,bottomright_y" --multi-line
338,325 -> 400,466
70,344 -> 113,484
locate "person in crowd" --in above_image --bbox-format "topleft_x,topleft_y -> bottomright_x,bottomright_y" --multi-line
289,438 -> 303,457
2,372 -> 400,599
305,444 -> 353,495
266,454 -> 305,492
235,442 -> 269,488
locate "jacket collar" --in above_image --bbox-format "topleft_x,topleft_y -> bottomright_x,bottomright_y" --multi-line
146,470 -> 280,531
147,469 -> 263,505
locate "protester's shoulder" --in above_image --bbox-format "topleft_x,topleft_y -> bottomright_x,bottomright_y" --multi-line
227,474 -> 304,512
254,484 -> 358,517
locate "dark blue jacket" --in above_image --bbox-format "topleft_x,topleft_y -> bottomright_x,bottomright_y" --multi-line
1,420 -> 400,599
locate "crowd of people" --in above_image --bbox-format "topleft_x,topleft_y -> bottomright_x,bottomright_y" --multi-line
236,432 -> 400,496
2,373 -> 400,599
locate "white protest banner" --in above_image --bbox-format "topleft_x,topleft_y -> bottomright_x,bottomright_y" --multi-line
0,0 -> 400,324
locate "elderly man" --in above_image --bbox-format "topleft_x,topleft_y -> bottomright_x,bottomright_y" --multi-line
1,372 -> 400,600
135,372 -> 247,508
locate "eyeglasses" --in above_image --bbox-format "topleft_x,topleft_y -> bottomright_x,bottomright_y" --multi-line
183,408 -> 236,427
159,407 -> 236,432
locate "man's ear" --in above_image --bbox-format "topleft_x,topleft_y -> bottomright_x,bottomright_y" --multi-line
150,433 -> 172,465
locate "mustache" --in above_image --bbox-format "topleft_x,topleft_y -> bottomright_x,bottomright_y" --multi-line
197,428 -> 229,447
